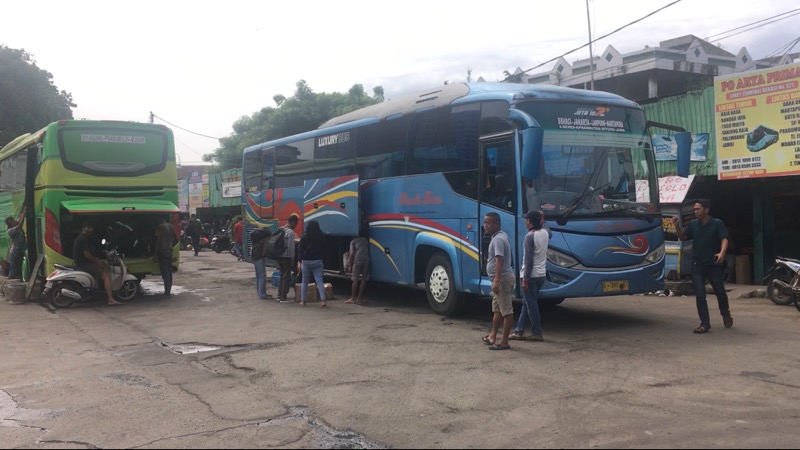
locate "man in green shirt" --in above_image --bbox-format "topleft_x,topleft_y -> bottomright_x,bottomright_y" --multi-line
672,200 -> 732,334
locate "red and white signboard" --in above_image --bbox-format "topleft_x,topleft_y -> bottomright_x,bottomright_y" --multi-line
635,175 -> 695,204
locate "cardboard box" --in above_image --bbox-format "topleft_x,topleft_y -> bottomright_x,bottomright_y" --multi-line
294,282 -> 333,302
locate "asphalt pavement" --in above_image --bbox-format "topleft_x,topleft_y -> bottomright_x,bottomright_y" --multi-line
2,250 -> 799,449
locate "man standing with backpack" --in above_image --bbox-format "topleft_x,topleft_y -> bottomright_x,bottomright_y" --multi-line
249,225 -> 272,300
275,215 -> 298,303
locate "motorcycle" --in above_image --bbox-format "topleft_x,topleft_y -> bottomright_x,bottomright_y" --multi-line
210,229 -> 235,254
764,256 -> 800,309
42,239 -> 140,308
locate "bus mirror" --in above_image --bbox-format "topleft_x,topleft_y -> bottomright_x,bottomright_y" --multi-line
674,132 -> 692,177
521,127 -> 543,180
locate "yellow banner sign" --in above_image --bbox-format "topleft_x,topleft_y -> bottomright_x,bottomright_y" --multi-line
714,63 -> 800,180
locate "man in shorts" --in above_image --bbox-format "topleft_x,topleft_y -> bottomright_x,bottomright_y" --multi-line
74,220 -> 121,305
481,212 -> 516,350
345,232 -> 370,305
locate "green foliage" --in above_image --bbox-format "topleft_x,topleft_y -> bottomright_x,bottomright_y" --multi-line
0,46 -> 75,146
204,80 -> 383,170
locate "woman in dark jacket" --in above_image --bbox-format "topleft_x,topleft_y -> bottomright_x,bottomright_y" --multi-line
297,220 -> 328,307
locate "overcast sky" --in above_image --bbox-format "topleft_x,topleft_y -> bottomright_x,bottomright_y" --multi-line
2,0 -> 798,165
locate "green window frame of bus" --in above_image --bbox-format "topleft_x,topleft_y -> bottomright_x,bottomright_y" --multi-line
0,148 -> 29,192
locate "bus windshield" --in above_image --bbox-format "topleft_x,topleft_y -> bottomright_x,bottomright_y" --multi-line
57,126 -> 168,176
517,101 -> 655,219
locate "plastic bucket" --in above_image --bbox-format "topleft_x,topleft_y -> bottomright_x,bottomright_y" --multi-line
6,280 -> 26,304
271,271 -> 280,287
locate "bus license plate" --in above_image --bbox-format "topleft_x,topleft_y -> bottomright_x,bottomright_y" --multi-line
603,280 -> 629,292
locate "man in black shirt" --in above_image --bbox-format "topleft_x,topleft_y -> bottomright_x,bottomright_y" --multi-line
74,220 -> 122,305
672,200 -> 732,333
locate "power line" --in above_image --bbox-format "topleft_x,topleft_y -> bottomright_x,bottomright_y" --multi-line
150,112 -> 222,140
504,0 -> 683,81
513,5 -> 800,85
704,8 -> 800,41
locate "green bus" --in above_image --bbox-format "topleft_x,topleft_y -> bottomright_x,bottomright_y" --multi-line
0,120 -> 180,284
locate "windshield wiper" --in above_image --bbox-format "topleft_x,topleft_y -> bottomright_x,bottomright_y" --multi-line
596,206 -> 655,223
556,183 -> 610,225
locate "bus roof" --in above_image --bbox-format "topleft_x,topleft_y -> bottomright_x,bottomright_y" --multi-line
0,129 -> 45,159
319,82 -> 641,128
0,120 -> 172,159
243,82 -> 642,156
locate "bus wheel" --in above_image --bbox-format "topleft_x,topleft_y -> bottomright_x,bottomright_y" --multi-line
425,253 -> 462,316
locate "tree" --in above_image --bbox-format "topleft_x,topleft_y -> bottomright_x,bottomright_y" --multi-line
204,80 -> 383,170
0,46 -> 75,146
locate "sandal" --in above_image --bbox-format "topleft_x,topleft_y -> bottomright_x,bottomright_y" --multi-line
299,301 -> 306,307
481,336 -> 495,345
509,332 -> 525,340
693,324 -> 710,334
320,302 -> 328,308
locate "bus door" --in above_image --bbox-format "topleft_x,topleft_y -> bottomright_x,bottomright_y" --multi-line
302,175 -> 360,235
478,135 -> 519,296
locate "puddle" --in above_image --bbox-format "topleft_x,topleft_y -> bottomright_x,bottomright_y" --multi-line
160,342 -> 221,354
139,280 -> 189,296
261,406 -> 386,449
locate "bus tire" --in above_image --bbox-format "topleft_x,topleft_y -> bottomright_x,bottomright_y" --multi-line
425,253 -> 462,316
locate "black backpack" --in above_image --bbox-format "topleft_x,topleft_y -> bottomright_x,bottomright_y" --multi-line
249,227 -> 271,260
264,227 -> 287,259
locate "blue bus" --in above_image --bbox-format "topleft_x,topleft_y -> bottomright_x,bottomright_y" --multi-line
241,82 -> 668,315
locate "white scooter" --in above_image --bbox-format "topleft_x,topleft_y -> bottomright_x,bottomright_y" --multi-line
43,239 -> 139,308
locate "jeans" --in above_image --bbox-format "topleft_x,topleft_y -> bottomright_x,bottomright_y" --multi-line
277,257 -> 294,300
690,263 -> 730,327
253,257 -> 267,299
191,234 -> 200,255
234,242 -> 243,259
157,250 -> 173,295
514,277 -> 545,336
301,260 -> 326,302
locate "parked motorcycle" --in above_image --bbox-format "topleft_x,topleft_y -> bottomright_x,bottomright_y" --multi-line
180,229 -> 192,251
42,240 -> 140,308
210,229 -> 235,254
764,256 -> 800,308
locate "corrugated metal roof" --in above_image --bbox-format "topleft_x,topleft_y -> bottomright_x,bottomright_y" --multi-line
641,86 -> 719,177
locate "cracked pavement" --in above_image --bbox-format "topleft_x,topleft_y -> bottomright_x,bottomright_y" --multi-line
1,249 -> 799,448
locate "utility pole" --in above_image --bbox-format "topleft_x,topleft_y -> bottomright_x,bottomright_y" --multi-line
585,0 -> 595,91
149,111 -> 154,124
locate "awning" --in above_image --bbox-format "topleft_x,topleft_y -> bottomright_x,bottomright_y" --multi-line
62,199 -> 180,214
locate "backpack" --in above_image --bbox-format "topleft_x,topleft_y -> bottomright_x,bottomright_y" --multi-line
249,227 -> 271,260
264,227 -> 288,259
187,218 -> 202,237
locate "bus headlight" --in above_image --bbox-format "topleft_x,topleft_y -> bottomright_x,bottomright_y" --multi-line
645,243 -> 665,263
547,248 -> 579,268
